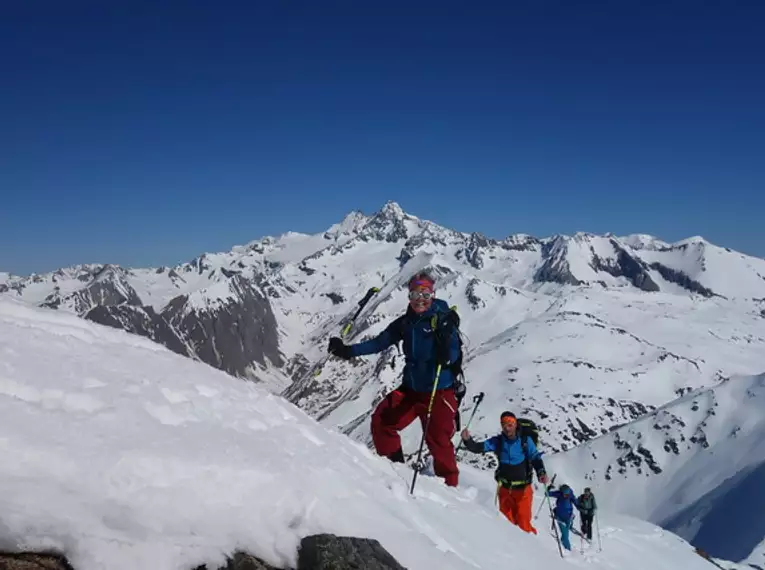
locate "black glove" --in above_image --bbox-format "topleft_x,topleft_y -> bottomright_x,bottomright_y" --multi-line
328,337 -> 353,360
454,379 -> 466,401
434,324 -> 452,365
434,310 -> 459,365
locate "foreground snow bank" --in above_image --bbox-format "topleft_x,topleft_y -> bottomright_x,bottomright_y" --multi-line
0,298 -> 728,570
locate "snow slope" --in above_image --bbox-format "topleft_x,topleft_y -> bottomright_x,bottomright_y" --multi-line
746,540 -> 765,569
542,372 -> 765,564
0,296 -> 739,570
3,201 -> 765,565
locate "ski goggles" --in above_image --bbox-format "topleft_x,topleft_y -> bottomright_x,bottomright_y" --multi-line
500,416 -> 517,427
408,290 -> 433,300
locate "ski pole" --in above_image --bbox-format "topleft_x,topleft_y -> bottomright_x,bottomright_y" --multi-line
410,363 -> 443,495
454,391 -> 485,453
545,486 -> 564,558
534,473 -> 557,520
596,511 -> 602,552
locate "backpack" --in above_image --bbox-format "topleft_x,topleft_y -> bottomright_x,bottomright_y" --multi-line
493,418 -> 540,485
517,417 -> 540,446
578,494 -> 595,512
432,306 -> 465,401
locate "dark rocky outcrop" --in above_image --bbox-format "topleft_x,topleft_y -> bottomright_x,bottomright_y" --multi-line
199,551 -> 283,570
648,262 -> 717,297
163,275 -> 283,376
0,551 -> 75,570
41,266 -> 143,314
356,201 -> 409,243
297,534 -> 406,569
83,273 -> 284,380
85,304 -> 190,357
2,534 -> 407,570
589,240 -> 660,292
458,233 -> 491,270
534,237 -> 583,286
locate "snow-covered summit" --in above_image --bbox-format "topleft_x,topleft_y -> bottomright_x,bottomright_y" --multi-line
619,233 -> 671,251
323,209 -> 370,239
0,296 -> 747,570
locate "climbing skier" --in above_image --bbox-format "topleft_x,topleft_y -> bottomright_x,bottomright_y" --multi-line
460,411 -> 549,533
327,271 -> 462,487
547,483 -> 578,551
576,487 -> 597,541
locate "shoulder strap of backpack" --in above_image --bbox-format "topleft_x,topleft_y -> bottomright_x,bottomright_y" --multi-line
521,434 -> 533,480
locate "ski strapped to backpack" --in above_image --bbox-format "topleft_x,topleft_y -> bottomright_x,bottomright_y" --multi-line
313,286 -> 380,378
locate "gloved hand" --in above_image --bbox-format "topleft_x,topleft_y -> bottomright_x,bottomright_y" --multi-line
328,337 -> 353,360
434,311 -> 459,365
434,337 -> 450,366
453,379 -> 466,401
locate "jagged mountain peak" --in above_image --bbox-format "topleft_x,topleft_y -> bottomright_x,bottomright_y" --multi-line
376,199 -> 407,219
323,209 -> 370,240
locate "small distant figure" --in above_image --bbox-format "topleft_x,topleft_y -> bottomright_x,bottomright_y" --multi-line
576,487 -> 597,541
547,483 -> 578,551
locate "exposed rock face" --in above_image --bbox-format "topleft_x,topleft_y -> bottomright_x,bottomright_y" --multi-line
648,262 -> 717,297
41,266 -> 142,313
85,304 -> 191,357
589,240 -> 660,292
163,275 -> 283,375
0,551 -> 74,570
199,552 -> 283,570
297,534 -> 406,569
81,274 -> 283,379
1,534 -> 407,570
535,238 -> 583,285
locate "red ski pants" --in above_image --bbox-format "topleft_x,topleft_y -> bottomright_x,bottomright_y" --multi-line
371,386 -> 459,486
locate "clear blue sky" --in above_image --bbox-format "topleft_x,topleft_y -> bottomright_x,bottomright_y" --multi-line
2,0 -> 764,275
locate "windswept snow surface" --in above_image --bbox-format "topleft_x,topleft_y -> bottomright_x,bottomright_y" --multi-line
0,297 -> 732,570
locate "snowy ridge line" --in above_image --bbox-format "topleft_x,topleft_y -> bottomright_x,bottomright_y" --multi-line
0,296 -> 749,570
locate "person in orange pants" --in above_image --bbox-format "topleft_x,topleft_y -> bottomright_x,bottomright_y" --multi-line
497,483 -> 537,533
461,412 -> 549,533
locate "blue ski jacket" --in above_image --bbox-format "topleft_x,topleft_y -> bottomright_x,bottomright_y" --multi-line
348,298 -> 460,392
547,486 -> 578,521
463,432 -> 546,488
483,433 -> 543,466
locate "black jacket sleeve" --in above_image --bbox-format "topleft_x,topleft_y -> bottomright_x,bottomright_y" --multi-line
462,437 -> 485,454
530,455 -> 546,477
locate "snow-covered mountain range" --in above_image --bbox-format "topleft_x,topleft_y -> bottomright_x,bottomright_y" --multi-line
0,296 -> 757,570
3,200 -> 765,564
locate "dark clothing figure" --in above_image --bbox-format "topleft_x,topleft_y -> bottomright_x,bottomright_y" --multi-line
576,488 -> 598,540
